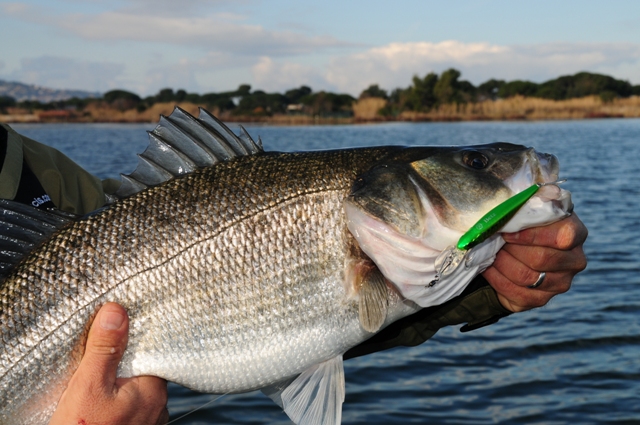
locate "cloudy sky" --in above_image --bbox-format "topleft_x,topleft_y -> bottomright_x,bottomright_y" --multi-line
2,0 -> 640,96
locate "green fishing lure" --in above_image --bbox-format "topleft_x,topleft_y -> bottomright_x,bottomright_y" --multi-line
456,181 -> 563,250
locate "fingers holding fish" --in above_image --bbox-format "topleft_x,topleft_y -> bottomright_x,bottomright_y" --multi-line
483,250 -> 571,312
500,214 -> 588,277
483,214 -> 588,313
502,213 -> 588,252
49,303 -> 169,425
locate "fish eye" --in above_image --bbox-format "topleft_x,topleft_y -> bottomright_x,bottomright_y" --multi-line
462,151 -> 489,170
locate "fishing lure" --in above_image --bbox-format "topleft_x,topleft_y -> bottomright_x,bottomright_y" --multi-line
428,180 -> 565,288
456,180 -> 565,251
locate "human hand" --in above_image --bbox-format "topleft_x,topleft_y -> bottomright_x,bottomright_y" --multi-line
49,303 -> 168,425
483,214 -> 588,313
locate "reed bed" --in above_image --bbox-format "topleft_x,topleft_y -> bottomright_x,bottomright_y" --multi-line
394,95 -> 640,122
3,96 -> 640,124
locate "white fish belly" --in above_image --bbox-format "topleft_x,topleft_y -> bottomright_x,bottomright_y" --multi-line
115,193 -> 369,393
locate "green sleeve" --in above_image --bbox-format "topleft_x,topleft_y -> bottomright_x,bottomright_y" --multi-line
344,275 -> 512,360
0,123 -> 120,215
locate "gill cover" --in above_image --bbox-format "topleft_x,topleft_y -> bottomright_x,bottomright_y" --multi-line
344,143 -> 572,307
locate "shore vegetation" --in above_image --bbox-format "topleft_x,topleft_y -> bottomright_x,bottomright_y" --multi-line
2,71 -> 640,124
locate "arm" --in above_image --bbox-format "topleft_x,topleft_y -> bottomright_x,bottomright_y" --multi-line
49,303 -> 168,425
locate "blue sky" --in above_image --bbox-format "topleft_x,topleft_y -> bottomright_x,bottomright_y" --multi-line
2,0 -> 639,96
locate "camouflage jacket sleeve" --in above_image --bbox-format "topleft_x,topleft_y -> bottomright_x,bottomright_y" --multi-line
0,123 -> 119,215
344,275 -> 512,360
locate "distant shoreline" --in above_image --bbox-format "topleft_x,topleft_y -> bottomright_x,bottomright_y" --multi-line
2,95 -> 640,126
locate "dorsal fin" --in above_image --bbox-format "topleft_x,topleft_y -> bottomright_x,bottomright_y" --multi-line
115,106 -> 263,198
0,200 -> 77,280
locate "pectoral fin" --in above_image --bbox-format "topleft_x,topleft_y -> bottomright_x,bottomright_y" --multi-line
358,268 -> 388,333
261,356 -> 345,425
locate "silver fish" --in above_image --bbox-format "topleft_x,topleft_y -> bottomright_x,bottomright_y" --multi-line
0,108 -> 572,425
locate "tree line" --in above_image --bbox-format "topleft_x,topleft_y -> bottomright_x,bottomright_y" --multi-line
2,70 -> 639,117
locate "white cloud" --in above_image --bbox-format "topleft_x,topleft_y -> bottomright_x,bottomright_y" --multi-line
1,2 -> 28,14
251,57 -> 326,92
2,4 -> 350,57
4,56 -> 125,93
101,0 -> 249,18
142,59 -> 201,94
67,13 -> 346,55
322,41 -> 640,94
244,41 -> 640,96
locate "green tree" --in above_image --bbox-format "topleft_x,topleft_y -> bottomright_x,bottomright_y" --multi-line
0,95 -> 16,111
498,80 -> 539,98
175,89 -> 187,102
235,90 -> 289,115
200,92 -> 235,112
378,87 -> 411,116
359,84 -> 388,99
434,68 -> 464,105
234,84 -> 252,97
536,72 -> 632,100
406,72 -> 438,111
103,90 -> 141,103
300,91 -> 355,116
477,79 -> 505,100
155,88 -> 176,103
103,89 -> 141,111
285,86 -> 313,104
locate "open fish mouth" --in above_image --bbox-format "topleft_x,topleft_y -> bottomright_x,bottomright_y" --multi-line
502,148 -> 561,195
535,151 -> 560,183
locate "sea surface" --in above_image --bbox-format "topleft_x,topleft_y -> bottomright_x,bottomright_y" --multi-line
12,118 -> 640,424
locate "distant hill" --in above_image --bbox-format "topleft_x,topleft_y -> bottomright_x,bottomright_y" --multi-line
0,80 -> 101,103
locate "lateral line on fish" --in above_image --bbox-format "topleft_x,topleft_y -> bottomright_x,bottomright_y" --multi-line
0,188 -> 347,384
165,393 -> 228,425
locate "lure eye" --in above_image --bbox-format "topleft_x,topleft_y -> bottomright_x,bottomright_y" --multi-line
463,151 -> 489,170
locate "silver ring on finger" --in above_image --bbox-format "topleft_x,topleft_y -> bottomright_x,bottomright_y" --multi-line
528,271 -> 546,289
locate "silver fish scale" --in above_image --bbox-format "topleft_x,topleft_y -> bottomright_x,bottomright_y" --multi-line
1,148 -> 412,425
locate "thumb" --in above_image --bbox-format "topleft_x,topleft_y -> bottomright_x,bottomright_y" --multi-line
77,302 -> 130,392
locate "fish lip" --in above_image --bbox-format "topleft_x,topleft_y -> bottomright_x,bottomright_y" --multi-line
534,150 -> 560,183
503,148 -> 560,195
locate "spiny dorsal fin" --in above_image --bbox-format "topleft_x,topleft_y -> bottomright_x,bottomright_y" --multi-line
115,106 -> 263,198
0,200 -> 77,280
358,268 -> 389,333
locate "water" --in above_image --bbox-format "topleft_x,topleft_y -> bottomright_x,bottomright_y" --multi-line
12,118 -> 640,424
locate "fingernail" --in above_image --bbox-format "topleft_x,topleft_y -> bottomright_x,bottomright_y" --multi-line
100,310 -> 125,330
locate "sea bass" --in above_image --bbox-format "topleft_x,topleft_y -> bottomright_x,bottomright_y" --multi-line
0,108 -> 572,425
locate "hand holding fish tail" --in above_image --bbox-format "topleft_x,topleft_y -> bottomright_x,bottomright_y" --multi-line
48,303 -> 169,425
483,214 -> 588,312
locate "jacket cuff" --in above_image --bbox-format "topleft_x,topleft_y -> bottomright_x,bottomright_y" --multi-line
344,275 -> 511,360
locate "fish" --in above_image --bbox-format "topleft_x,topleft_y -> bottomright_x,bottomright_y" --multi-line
0,107 -> 572,425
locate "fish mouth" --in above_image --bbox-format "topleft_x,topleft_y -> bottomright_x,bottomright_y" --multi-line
503,148 -> 560,194
534,150 -> 560,184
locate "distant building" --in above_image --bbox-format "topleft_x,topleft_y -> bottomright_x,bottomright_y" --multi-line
287,103 -> 304,114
